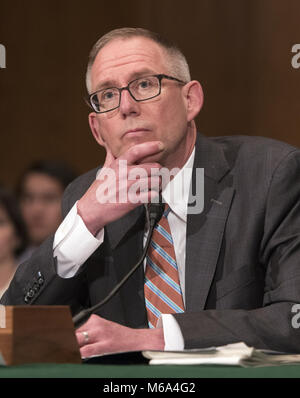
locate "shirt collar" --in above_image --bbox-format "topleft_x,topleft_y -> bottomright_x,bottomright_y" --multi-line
162,148 -> 195,222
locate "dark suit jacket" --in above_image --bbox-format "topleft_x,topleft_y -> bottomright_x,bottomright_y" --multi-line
2,133 -> 300,352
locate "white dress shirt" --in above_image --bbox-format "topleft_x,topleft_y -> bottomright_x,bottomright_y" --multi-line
53,149 -> 195,350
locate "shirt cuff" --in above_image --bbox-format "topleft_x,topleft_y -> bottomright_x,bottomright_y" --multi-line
159,314 -> 184,351
53,202 -> 104,278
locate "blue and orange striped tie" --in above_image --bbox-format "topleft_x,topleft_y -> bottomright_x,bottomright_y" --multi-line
144,204 -> 184,328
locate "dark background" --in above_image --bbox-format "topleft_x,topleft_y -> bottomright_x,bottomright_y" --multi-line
0,0 -> 299,188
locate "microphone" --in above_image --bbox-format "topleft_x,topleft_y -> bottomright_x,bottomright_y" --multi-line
72,198 -> 165,328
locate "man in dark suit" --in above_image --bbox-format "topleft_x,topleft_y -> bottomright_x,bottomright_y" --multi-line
2,28 -> 300,358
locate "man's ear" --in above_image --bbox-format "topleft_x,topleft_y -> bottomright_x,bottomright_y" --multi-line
183,80 -> 204,122
88,112 -> 105,147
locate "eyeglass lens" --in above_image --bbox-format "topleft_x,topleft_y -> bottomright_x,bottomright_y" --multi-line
91,76 -> 161,112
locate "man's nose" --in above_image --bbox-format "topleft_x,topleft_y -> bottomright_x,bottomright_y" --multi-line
118,88 -> 140,117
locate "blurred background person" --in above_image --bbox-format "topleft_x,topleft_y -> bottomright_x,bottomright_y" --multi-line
0,186 -> 27,298
16,160 -> 77,263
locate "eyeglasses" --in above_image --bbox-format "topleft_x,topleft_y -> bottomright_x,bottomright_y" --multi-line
88,74 -> 186,114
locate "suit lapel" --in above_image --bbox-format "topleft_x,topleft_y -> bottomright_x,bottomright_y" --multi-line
185,134 -> 235,311
105,205 -> 145,250
104,205 -> 148,327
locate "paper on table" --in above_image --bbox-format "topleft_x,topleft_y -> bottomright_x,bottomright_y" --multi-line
0,305 -> 5,328
0,352 -> 6,366
0,305 -> 6,365
142,342 -> 300,367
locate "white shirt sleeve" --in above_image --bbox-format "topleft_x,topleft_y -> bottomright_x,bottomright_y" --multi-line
159,314 -> 185,350
53,202 -> 104,278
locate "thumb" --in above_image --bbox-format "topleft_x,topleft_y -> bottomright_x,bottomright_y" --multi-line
96,146 -> 116,181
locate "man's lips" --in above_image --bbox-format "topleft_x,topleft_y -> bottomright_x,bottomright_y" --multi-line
123,128 -> 150,137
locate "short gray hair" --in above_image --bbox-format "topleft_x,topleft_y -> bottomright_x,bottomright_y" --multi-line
86,27 -> 191,94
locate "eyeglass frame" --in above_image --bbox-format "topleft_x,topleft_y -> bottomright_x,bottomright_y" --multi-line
86,74 -> 186,114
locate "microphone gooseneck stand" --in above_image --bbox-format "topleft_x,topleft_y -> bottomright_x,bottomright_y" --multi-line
72,201 -> 164,328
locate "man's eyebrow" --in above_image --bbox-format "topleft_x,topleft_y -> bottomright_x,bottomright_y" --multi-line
129,69 -> 157,81
94,69 -> 158,92
94,79 -> 117,91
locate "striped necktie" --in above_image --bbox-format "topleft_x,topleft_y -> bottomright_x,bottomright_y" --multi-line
144,204 -> 184,328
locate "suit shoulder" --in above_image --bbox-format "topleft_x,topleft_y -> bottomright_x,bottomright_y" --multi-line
67,167 -> 100,192
209,135 -> 300,165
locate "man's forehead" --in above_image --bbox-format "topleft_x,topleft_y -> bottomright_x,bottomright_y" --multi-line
96,36 -> 164,62
91,37 -> 167,88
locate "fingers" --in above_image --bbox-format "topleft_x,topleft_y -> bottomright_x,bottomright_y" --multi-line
97,142 -> 163,180
127,174 -> 161,203
76,330 -> 89,348
80,342 -> 104,359
76,327 -> 92,348
76,315 -> 94,347
80,141 -> 164,233
76,330 -> 103,359
120,141 -> 164,165
75,315 -> 111,358
96,162 -> 162,200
